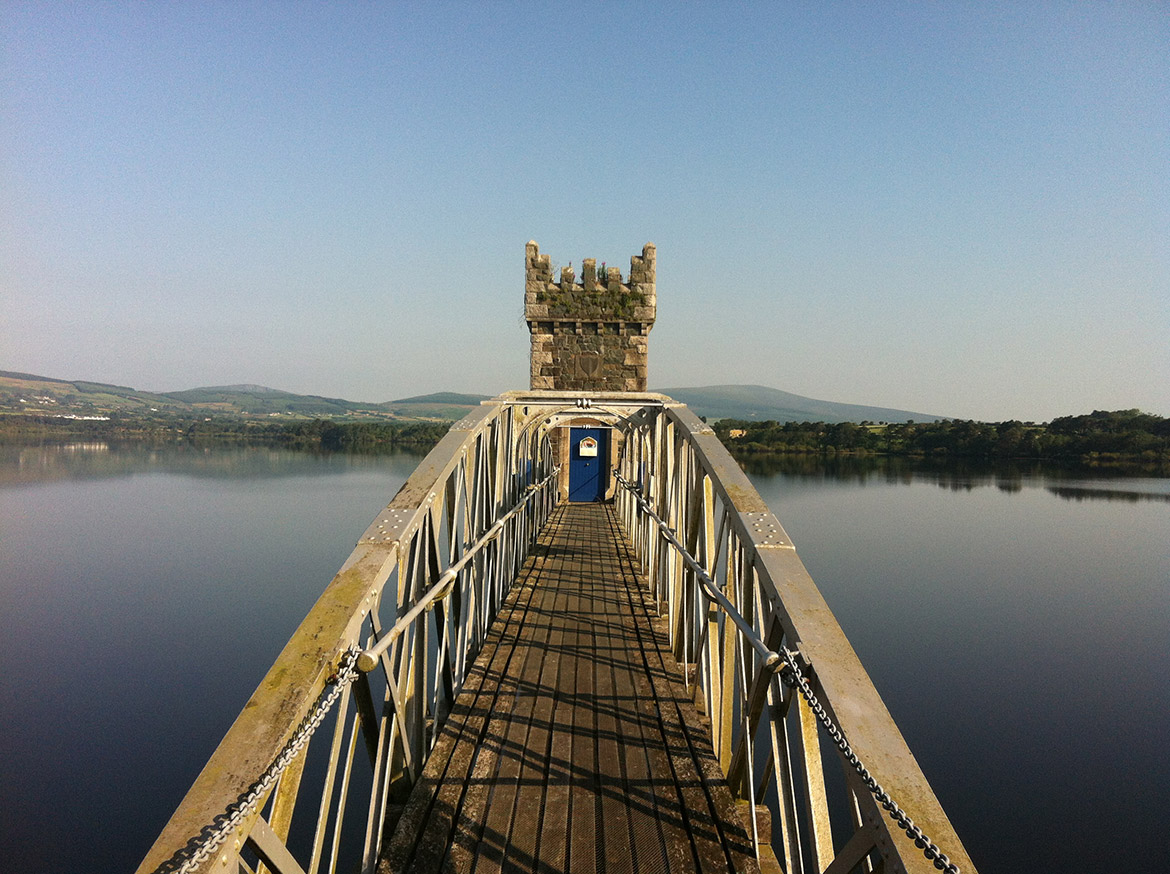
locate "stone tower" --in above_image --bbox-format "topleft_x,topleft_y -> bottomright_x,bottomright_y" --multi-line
525,241 -> 656,392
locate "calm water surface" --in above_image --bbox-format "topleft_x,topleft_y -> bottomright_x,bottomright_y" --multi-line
2,447 -> 1167,872
0,445 -> 425,874
743,457 -> 1170,872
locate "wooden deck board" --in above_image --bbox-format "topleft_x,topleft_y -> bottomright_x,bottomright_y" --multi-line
380,503 -> 760,874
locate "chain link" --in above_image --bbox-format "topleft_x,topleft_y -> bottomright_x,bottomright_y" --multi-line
774,647 -> 961,873
150,646 -> 362,874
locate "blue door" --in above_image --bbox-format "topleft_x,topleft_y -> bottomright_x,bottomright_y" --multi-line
568,427 -> 608,502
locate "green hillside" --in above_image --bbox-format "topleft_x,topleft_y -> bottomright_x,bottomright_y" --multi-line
3,370 -> 947,425
0,372 -> 484,422
165,386 -> 366,416
382,392 -> 491,420
390,392 -> 490,406
1,371 -> 181,414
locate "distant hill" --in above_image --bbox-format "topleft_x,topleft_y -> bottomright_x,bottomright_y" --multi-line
165,385 -> 366,416
0,370 -> 73,385
2,370 -> 944,425
655,384 -> 946,424
1,370 -> 183,413
200,384 -> 287,394
383,392 -> 491,420
0,372 -> 482,421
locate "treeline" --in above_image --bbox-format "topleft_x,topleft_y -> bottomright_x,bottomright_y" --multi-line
0,414 -> 450,452
713,409 -> 1170,465
276,419 -> 450,450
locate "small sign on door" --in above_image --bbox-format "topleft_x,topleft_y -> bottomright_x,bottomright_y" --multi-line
579,436 -> 599,457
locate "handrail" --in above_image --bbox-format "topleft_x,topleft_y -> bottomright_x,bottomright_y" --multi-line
355,467 -> 559,673
613,401 -> 978,874
614,468 -> 778,666
137,398 -> 557,874
138,390 -> 977,874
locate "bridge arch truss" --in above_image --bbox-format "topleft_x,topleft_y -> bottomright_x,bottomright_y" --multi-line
138,392 -> 976,874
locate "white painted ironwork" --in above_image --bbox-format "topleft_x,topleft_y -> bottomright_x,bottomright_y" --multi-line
613,468 -> 961,873
137,397 -> 558,874
137,391 -> 977,874
613,400 -> 978,874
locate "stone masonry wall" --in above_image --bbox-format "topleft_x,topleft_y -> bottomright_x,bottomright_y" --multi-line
525,241 -> 656,391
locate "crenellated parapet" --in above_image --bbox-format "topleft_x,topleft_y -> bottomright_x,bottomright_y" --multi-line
525,241 -> 656,392
525,241 -> 656,322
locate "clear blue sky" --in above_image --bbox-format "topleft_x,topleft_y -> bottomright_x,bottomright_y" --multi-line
3,2 -> 1167,421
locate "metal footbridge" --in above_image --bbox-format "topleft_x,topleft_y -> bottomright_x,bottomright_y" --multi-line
139,391 -> 977,874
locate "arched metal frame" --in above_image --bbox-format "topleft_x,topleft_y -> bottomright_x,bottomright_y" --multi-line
614,401 -> 977,874
138,391 -> 976,874
138,398 -> 558,874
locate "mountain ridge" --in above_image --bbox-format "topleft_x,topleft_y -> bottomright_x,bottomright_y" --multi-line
1,369 -> 945,423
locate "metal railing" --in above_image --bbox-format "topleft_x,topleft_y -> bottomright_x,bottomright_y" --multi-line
139,391 -> 977,874
614,402 -> 978,874
137,399 -> 557,874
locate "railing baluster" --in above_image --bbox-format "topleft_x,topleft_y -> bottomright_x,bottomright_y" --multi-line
307,687 -> 351,874
769,675 -> 805,874
247,816 -> 308,874
326,703 -> 361,874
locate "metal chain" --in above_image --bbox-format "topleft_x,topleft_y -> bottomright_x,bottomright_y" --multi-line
151,646 -> 363,874
773,647 -> 961,873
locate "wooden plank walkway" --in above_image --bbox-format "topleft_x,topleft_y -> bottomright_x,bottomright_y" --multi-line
379,502 -> 760,874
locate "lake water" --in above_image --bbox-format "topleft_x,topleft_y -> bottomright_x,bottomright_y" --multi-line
1,446 -> 1167,873
743,457 -> 1169,872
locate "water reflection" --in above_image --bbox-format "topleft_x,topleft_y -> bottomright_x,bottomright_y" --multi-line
0,444 -> 426,874
1045,484 -> 1170,503
4,445 -> 1166,874
0,442 -> 425,487
744,460 -> 1170,874
734,453 -> 1170,501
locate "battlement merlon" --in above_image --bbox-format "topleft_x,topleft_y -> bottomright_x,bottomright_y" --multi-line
524,241 -> 656,325
526,241 -> 656,392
